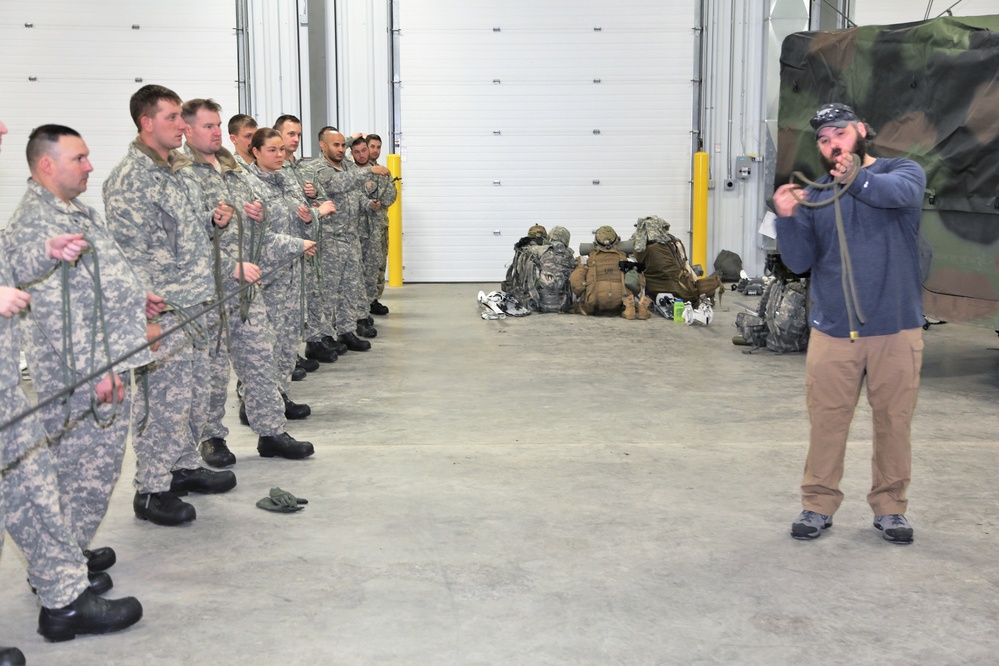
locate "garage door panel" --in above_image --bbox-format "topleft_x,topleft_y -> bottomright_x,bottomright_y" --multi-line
400,0 -> 692,281
0,1 -> 238,229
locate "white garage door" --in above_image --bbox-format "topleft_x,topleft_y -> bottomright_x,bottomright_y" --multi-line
0,1 -> 238,226
398,0 -> 695,281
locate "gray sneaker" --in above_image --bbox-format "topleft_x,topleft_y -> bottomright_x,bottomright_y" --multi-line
873,514 -> 913,544
791,510 -> 832,540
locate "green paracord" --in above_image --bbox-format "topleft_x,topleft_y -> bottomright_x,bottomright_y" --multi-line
789,154 -> 865,340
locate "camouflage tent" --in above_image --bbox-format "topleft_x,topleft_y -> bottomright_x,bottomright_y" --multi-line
776,15 -> 999,328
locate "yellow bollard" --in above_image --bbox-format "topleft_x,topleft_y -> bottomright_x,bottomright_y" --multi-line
692,151 -> 709,272
387,154 -> 403,287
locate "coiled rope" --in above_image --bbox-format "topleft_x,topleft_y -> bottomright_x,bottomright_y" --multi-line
789,154 -> 865,340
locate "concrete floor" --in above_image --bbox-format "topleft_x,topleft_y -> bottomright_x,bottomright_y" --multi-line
2,283 -> 999,665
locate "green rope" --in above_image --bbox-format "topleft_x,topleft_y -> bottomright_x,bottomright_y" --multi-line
789,155 -> 865,340
57,237 -> 121,430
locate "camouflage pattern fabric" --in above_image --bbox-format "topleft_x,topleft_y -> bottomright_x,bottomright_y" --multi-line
5,179 -> 152,547
104,139 -> 215,492
350,161 -> 385,305
1,409 -> 90,608
777,15 -> 999,328
183,146 -> 288,439
0,256 -> 89,609
245,164 -> 310,390
103,139 -> 215,306
631,215 -> 672,253
131,312 -> 205,492
369,156 -> 395,299
283,158 -> 334,343
311,158 -> 371,335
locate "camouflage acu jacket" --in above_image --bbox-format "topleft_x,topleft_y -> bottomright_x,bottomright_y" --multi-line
102,139 -> 215,307
5,179 -> 153,388
183,144 -> 302,277
0,254 -> 28,392
310,157 -> 378,237
244,163 -> 314,277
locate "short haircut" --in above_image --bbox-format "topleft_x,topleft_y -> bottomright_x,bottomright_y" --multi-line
130,84 -> 182,131
273,114 -> 302,131
250,127 -> 282,156
181,98 -> 222,124
349,135 -> 368,148
26,124 -> 81,170
228,114 -> 257,136
366,133 -> 382,144
317,125 -> 338,142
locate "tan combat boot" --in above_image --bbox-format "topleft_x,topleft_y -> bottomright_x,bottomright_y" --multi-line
621,295 -> 636,320
636,295 -> 653,320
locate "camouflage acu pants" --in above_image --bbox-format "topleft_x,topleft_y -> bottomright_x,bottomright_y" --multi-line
377,220 -> 389,299
359,213 -> 383,306
324,231 -> 366,336
261,266 -> 302,395
34,363 -> 130,550
202,294 -> 286,440
132,310 -> 206,493
303,252 -> 334,344
1,387 -> 89,609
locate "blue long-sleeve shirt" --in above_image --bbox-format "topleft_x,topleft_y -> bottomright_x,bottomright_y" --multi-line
775,157 -> 926,338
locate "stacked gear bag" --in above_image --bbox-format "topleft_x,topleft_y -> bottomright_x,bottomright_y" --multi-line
570,226 -> 651,318
498,224 -> 576,314
631,215 -> 722,304
535,226 -> 576,313
734,278 -> 810,352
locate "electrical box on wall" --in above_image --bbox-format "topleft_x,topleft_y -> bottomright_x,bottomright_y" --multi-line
735,155 -> 754,180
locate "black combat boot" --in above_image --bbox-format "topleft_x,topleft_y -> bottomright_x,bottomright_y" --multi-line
321,335 -> 349,355
199,437 -> 236,468
304,340 -> 337,363
133,491 -> 196,526
297,354 -> 320,372
356,320 -> 377,338
291,366 -> 307,381
83,546 -> 116,572
0,646 -> 25,666
281,392 -> 311,419
257,432 -> 315,459
170,468 -> 237,494
338,331 -> 371,351
370,299 -> 389,315
37,589 -> 142,642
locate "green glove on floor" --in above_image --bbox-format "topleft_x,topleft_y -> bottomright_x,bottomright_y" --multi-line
256,487 -> 309,513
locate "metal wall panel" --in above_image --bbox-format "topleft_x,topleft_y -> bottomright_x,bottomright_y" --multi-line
0,0 -> 238,224
398,0 -> 695,281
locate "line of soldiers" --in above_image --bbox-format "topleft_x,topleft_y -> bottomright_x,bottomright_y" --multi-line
0,84 -> 395,660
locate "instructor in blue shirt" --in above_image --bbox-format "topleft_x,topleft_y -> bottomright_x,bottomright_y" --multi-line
774,103 -> 926,544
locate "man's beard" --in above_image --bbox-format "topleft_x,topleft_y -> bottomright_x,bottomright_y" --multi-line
820,131 -> 868,173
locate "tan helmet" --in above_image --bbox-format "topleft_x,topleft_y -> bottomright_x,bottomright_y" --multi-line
594,225 -> 619,247
527,224 -> 548,239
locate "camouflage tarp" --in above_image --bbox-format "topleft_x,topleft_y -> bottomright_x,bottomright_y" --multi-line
776,15 -> 999,327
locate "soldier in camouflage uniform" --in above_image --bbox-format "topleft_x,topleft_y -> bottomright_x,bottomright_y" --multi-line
103,85 -> 238,526
274,115 -> 343,364
6,125 -> 154,563
349,135 -> 397,320
366,133 -> 394,313
228,113 -> 257,171
312,129 -> 392,351
245,128 -> 332,409
0,122 -> 142,646
182,100 -> 315,461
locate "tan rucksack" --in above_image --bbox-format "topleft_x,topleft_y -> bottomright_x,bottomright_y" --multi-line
570,247 -> 631,315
